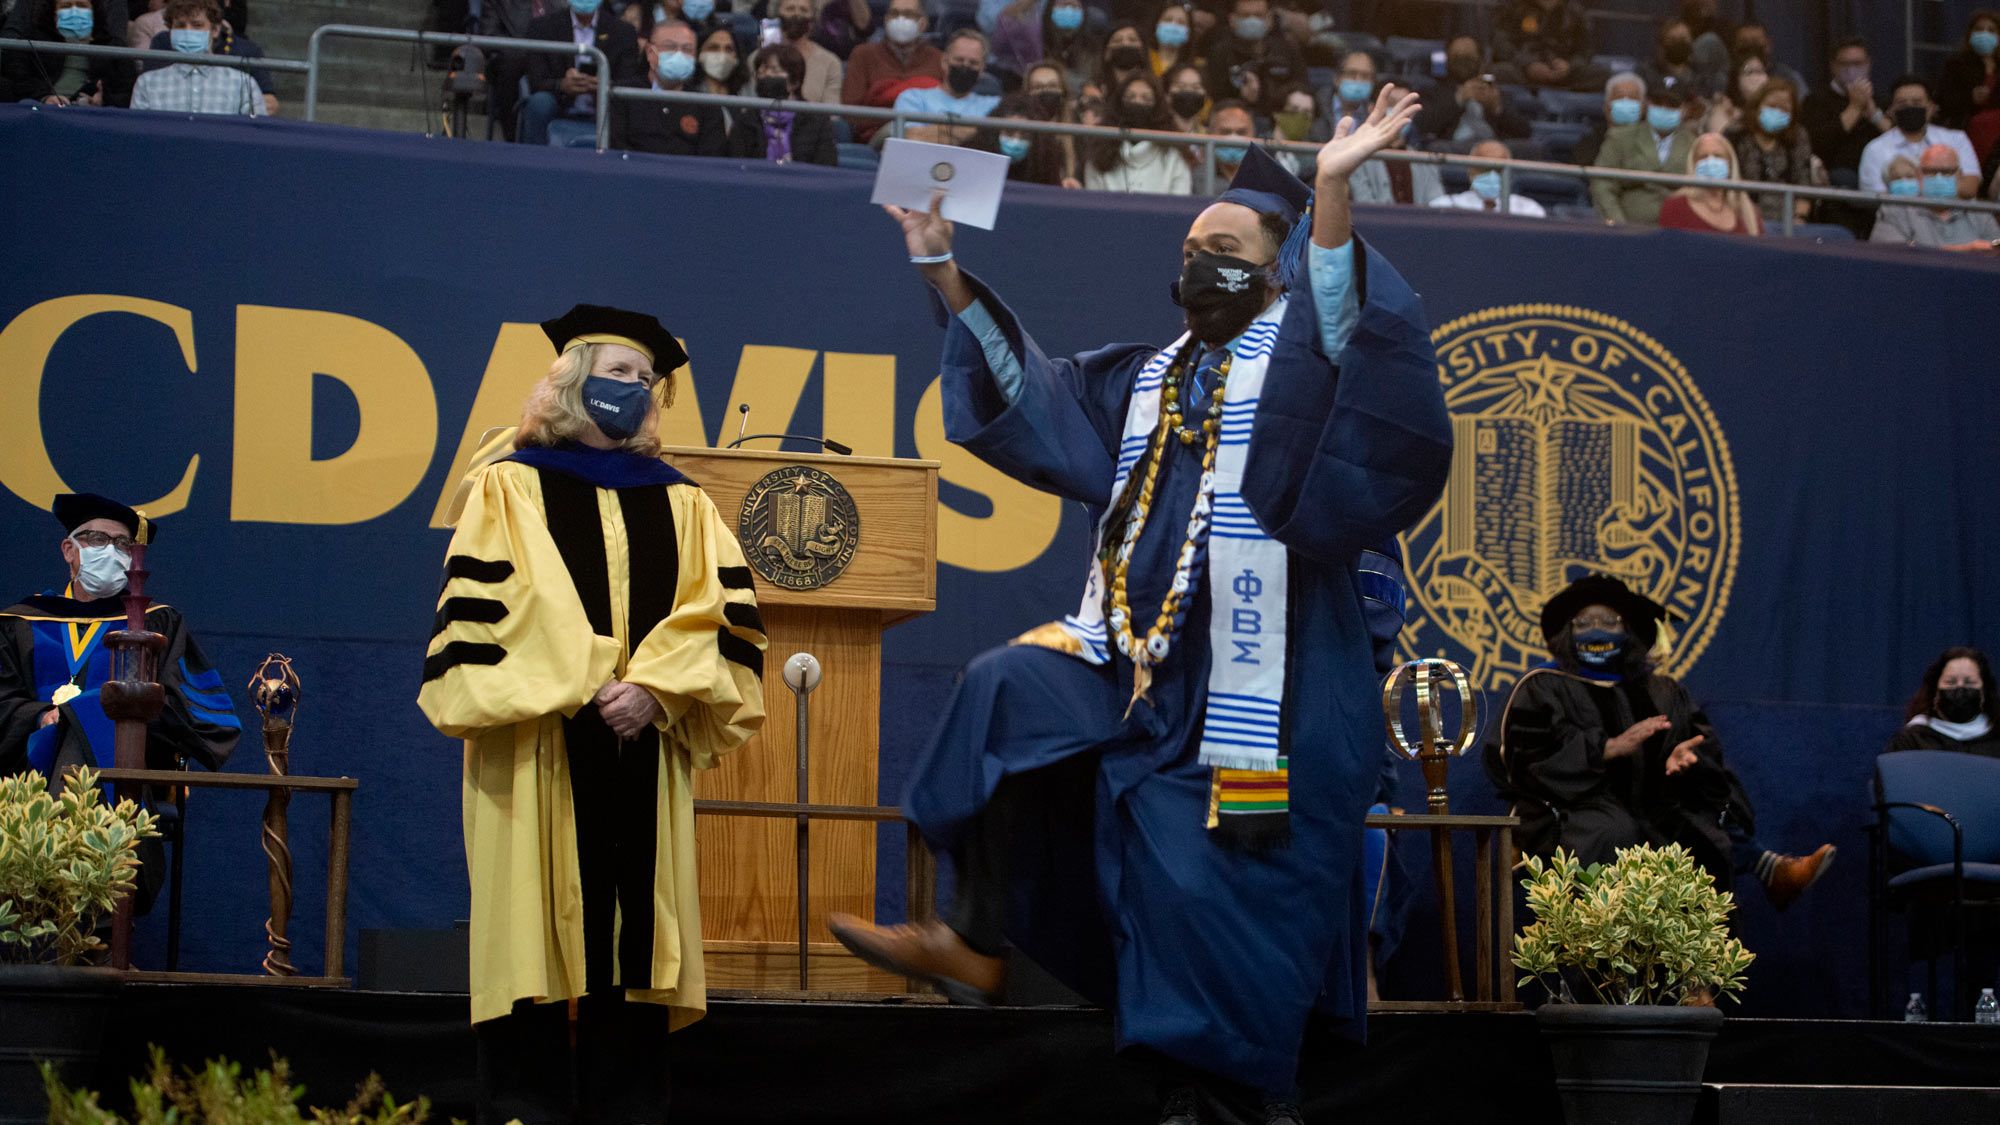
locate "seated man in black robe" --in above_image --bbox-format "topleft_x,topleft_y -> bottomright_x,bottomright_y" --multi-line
1487,574 -> 1832,910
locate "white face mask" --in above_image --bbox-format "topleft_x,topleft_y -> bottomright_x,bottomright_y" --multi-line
885,15 -> 922,44
72,540 -> 131,600
700,51 -> 735,80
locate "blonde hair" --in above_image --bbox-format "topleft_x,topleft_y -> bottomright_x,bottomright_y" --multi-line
1678,132 -> 1762,235
515,341 -> 674,457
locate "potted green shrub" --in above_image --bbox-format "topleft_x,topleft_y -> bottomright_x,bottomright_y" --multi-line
1513,843 -> 1755,1125
0,767 -> 158,1123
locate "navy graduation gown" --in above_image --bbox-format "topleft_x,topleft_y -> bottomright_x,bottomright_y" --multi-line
906,238 -> 1452,1091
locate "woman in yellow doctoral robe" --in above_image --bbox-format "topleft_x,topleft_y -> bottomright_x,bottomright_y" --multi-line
418,304 -> 765,1123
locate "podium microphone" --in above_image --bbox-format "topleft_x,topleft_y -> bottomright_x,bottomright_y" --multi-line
734,403 -> 751,446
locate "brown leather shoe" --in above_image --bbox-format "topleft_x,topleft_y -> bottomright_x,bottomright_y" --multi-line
1763,844 -> 1835,911
828,913 -> 1006,1006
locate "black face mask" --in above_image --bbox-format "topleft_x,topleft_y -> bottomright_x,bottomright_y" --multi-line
1109,44 -> 1145,71
946,64 -> 981,96
756,74 -> 792,99
1936,686 -> 1985,724
1172,250 -> 1273,345
1168,89 -> 1205,119
1031,89 -> 1063,117
1119,98 -> 1155,126
1662,40 -> 1692,65
779,14 -> 811,38
1893,104 -> 1929,133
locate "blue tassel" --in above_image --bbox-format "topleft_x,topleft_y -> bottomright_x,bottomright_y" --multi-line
1275,201 -> 1313,292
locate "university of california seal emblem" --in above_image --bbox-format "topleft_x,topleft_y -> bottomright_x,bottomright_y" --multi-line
1397,305 -> 1740,690
739,465 -> 861,590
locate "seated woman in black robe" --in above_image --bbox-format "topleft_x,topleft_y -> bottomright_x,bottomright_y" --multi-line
1486,574 -> 1833,910
1887,647 -> 2000,757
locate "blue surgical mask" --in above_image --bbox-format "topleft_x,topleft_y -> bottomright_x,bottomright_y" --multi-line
999,135 -> 1031,162
1971,30 -> 1999,57
55,5 -> 92,39
570,0 -> 601,15
582,376 -> 655,441
681,0 -> 713,19
1694,155 -> 1730,179
1887,176 -> 1920,196
1154,20 -> 1188,47
1232,16 -> 1267,40
1647,104 -> 1682,132
1471,170 -> 1502,200
169,27 -> 209,53
1922,173 -> 1960,199
1572,628 -> 1626,668
657,49 -> 695,81
1757,106 -> 1791,133
1215,142 -> 1248,165
1339,79 -> 1372,105
1050,5 -> 1082,30
1609,97 -> 1642,125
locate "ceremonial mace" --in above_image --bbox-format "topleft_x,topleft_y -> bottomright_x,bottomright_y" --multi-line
1382,658 -> 1483,1003
99,517 -> 164,970
783,652 -> 822,991
249,654 -> 303,976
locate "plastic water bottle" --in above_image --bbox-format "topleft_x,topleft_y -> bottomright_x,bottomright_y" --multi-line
1905,992 -> 1929,1022
1977,989 -> 1999,1025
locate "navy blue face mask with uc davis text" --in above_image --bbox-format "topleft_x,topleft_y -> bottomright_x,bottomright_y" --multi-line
582,375 -> 653,441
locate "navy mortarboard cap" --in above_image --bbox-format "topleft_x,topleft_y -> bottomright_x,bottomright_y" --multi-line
53,493 -> 155,545
539,304 -> 689,375
1217,144 -> 1314,228
1540,574 -> 1678,648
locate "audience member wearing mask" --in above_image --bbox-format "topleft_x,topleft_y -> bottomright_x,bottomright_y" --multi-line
130,0 -> 267,115
1936,10 -> 2000,144
771,0 -> 843,104
1319,48 -> 1375,129
1430,139 -> 1546,215
721,44 -> 837,163
1414,37 -> 1532,152
1642,18 -> 1702,102
1151,2 -> 1197,78
1888,648 -> 2000,756
691,23 -> 754,141
1163,62 -> 1209,132
990,0 -> 1045,76
1590,84 -> 1696,224
1726,78 -> 1815,225
0,0 -> 131,106
1800,36 -> 1887,182
522,0 -> 646,146
1202,0 -> 1302,116
1490,0 -> 1602,92
0,493 -> 240,913
1701,49 -> 1765,133
140,0 -> 276,114
842,0 -> 942,141
1729,20 -> 1806,94
613,19 -> 730,155
1083,72 -> 1191,193
1204,97 -> 1255,184
1268,83 -> 1317,178
1871,148 -> 2000,252
1858,75 -> 1981,193
895,29 -> 1002,146
1485,575 -> 1834,913
1681,0 -> 1731,97
1038,0 -> 1097,96
1096,21 -> 1153,97
1658,131 -> 1761,234
1572,71 -> 1645,168
995,90 -> 1080,187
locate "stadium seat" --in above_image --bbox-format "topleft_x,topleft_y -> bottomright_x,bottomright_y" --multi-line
837,143 -> 880,171
1527,119 -> 1590,163
832,117 -> 854,145
1592,54 -> 1637,75
548,118 -> 595,147
1537,87 -> 1604,123
1308,66 -> 1335,92
1550,202 -> 1600,222
1383,36 -> 1442,79
1786,222 -> 1857,242
1870,751 -> 2000,1020
1331,31 -> 1381,56
1498,84 -> 1540,121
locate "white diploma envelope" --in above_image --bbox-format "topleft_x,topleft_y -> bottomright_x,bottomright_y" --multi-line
870,138 -> 1009,231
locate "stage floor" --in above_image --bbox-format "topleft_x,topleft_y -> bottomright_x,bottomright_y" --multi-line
83,985 -> 2000,1124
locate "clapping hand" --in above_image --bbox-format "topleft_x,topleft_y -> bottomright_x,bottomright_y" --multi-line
1664,735 -> 1705,776
1315,84 -> 1422,185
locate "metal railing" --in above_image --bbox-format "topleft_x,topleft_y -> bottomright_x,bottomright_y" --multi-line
0,35 -> 310,76
303,26 -> 612,149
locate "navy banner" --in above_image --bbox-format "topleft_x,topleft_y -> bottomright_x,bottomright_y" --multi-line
3,106 -> 1997,1014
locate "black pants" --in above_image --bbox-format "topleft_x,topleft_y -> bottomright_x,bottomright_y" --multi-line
488,49 -> 529,141
475,993 -> 675,1124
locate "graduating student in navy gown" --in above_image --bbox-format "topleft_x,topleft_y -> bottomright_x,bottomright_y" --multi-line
0,493 -> 240,912
831,87 -> 1453,1124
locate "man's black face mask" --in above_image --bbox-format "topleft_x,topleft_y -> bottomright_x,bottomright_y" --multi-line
1172,249 -> 1274,345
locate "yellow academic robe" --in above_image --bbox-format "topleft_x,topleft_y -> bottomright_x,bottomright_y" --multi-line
418,451 -> 766,1028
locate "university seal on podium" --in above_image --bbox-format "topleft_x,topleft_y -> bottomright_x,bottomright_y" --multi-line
740,465 -> 861,590
1397,304 -> 1740,690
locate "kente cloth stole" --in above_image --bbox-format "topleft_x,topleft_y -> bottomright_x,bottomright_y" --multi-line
1012,298 -> 1292,847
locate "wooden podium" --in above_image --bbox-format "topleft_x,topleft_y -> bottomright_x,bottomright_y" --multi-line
659,445 -> 938,993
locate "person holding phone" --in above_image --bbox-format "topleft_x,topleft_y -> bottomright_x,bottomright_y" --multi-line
1412,37 -> 1532,150
521,0 -> 645,145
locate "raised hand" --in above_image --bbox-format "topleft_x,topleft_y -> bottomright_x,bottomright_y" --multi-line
1664,735 -> 1705,776
1314,83 -> 1422,185
882,193 -> 953,261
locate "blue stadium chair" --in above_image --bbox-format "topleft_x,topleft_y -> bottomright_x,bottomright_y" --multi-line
1550,202 -> 1601,222
1527,119 -> 1589,163
1592,54 -> 1637,76
1382,36 -> 1442,79
1308,66 -> 1335,91
1330,31 -> 1381,56
1786,222 -> 1857,242
837,142 -> 880,171
832,116 -> 854,145
1537,87 -> 1604,123
548,118 -> 596,147
1870,751 -> 2000,1019
1517,170 -> 1588,209
1498,83 -> 1540,121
